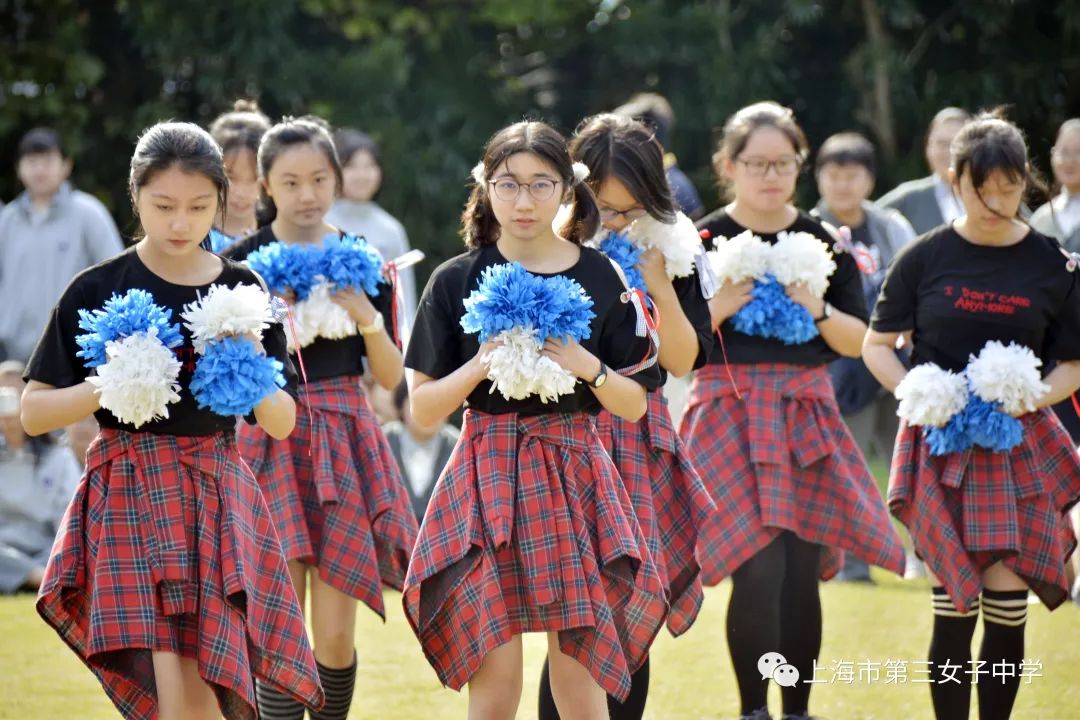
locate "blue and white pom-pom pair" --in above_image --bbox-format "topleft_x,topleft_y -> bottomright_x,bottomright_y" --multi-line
75,286 -> 285,426
707,229 -> 837,344
245,233 -> 385,349
590,211 -> 703,292
895,340 -> 1049,455
460,262 -> 595,403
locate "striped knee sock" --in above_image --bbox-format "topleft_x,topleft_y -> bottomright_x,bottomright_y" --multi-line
977,589 -> 1028,720
255,681 -> 306,720
928,587 -> 979,720
310,656 -> 357,720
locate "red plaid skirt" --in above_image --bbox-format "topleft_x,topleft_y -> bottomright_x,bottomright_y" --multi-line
36,429 -> 323,720
237,375 -> 417,617
595,390 -> 715,636
890,409 -> 1080,612
681,363 -> 906,584
403,410 -> 668,702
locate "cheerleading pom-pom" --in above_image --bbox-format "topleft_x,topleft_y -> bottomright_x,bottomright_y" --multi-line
966,340 -> 1048,417
190,335 -> 285,417
895,363 -> 969,428
89,328 -> 182,428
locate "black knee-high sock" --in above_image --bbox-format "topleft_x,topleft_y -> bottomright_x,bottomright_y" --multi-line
537,655 -> 650,720
928,586 -> 980,720
256,681 -> 306,720
977,589 -> 1028,720
727,535 -> 787,717
778,534 -> 822,718
607,656 -> 650,720
310,656 -> 357,720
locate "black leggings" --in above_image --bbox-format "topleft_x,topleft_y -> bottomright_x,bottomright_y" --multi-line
727,531 -> 822,717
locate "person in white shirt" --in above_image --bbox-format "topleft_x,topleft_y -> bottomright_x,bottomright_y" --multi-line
1031,118 -> 1080,253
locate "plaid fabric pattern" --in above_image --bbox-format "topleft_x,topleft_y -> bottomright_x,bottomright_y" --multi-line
597,390 -> 715,637
238,375 -> 417,618
681,364 -> 906,586
36,429 -> 323,720
402,410 -> 668,703
890,408 -> 1080,613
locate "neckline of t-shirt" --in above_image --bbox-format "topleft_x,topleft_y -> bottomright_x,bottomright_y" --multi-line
490,243 -> 583,276
719,208 -> 807,237
131,246 -> 226,289
261,225 -> 344,246
946,223 -> 1033,251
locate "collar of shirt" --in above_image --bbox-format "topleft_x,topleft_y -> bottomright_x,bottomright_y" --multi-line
15,181 -> 73,221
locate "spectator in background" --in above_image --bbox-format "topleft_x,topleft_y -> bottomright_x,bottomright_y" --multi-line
0,361 -> 81,593
814,132 -> 916,583
327,129 -> 418,338
876,107 -> 971,234
614,92 -> 705,220
0,128 -> 124,362
383,382 -> 459,522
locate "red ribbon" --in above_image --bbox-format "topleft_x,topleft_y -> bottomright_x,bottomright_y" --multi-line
282,303 -> 315,455
384,262 -> 402,350
713,325 -> 743,400
614,287 -> 661,376
833,225 -> 878,275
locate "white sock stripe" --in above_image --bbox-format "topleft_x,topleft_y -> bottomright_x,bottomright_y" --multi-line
983,613 -> 1028,627
981,598 -> 1031,609
933,607 -> 980,618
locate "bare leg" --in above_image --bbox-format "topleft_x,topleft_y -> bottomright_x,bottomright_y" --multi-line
466,635 -> 523,720
546,632 -> 608,720
153,651 -> 220,720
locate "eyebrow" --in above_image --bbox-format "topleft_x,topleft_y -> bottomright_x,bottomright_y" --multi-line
279,170 -> 331,178
493,172 -> 557,181
149,193 -> 215,200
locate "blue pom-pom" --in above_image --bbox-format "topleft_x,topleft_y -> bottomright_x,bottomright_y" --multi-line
924,412 -> 973,456
732,275 -> 819,345
190,336 -> 286,416
319,233 -> 385,297
208,228 -> 236,254
245,242 -> 318,299
962,396 -> 1024,452
75,289 -> 183,369
598,231 -> 645,291
460,262 -> 595,343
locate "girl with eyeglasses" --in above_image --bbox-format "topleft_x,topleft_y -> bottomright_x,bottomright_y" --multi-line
864,111 -> 1080,720
684,101 -> 905,720
402,120 -> 668,720
534,113 -> 716,720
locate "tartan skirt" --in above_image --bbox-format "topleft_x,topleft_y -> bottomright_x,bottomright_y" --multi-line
402,409 -> 669,702
36,429 -> 323,720
681,363 -> 906,584
594,390 -> 715,636
237,375 -> 417,618
890,409 -> 1080,612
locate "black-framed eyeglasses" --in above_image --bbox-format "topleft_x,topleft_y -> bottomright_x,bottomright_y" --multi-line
489,177 -> 561,202
599,206 -> 648,223
736,156 -> 801,177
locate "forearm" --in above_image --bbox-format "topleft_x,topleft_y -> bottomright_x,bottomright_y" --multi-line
364,329 -> 405,389
21,381 -> 101,437
1038,360 -> 1080,408
592,371 -> 648,421
253,389 -> 296,439
652,285 -> 698,377
817,309 -> 867,358
409,360 -> 487,427
862,337 -> 909,393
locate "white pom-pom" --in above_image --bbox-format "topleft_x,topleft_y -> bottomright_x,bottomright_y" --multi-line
625,211 -> 701,279
706,229 -> 771,286
89,329 -> 182,428
182,283 -> 274,355
895,363 -> 969,427
966,340 -> 1049,415
471,162 -> 486,185
286,282 -> 359,351
572,162 -> 590,184
768,231 -> 837,298
482,326 -> 577,403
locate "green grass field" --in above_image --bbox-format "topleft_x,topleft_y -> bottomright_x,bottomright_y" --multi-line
2,573 -> 1078,720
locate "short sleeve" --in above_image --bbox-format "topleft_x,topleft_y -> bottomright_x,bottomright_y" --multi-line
24,280 -> 89,389
1044,273 -> 1080,362
369,279 -> 399,346
870,240 -> 922,333
599,294 -> 663,391
405,266 -> 464,380
824,249 -> 869,323
674,273 -> 714,370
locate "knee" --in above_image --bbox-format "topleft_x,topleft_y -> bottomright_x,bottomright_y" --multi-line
469,672 -> 522,719
312,627 -> 355,667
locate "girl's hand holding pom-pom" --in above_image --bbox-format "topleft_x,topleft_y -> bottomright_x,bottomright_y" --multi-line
637,247 -> 670,295
708,280 -> 754,327
540,336 -> 597,380
784,281 -> 826,320
330,288 -> 379,327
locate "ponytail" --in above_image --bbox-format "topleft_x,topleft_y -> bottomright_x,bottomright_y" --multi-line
559,181 -> 600,244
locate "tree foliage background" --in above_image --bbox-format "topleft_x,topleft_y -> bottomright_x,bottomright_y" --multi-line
3,0 -> 1079,280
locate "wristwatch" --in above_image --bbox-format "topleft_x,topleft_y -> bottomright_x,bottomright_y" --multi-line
589,362 -> 609,389
814,302 -> 833,323
358,312 -> 385,336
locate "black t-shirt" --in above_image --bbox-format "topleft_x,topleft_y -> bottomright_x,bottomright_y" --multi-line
224,226 -> 397,381
657,272 -> 714,383
871,225 -> 1080,372
695,208 -> 869,366
25,246 -> 298,436
405,243 -> 663,416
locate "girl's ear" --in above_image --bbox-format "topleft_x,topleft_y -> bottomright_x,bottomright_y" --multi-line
261,177 -> 272,199
947,166 -> 958,190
